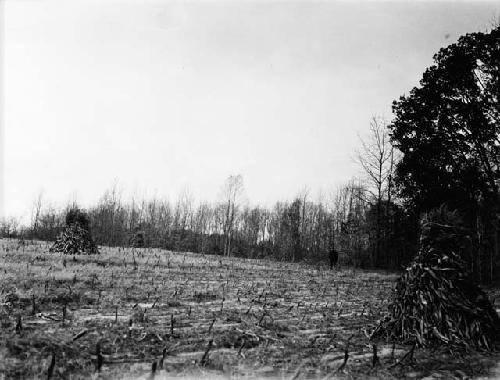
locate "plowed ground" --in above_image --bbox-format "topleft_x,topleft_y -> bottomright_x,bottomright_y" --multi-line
1,239 -> 499,379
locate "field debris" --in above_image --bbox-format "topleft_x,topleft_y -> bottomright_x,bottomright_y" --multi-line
1,239 -> 500,379
372,210 -> 500,350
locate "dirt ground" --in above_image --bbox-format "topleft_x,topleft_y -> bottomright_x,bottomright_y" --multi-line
1,238 -> 499,379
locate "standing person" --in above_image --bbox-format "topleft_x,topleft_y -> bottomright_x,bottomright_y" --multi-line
329,248 -> 339,269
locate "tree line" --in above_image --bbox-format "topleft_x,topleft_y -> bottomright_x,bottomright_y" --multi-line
1,25 -> 499,282
1,175 -> 414,270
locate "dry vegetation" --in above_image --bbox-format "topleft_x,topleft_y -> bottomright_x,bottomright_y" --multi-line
1,239 -> 500,379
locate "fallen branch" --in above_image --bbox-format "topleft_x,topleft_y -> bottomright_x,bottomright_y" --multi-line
200,339 -> 213,367
388,343 -> 416,369
72,329 -> 88,341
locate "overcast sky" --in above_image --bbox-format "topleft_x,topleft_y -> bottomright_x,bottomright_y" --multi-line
1,0 -> 499,222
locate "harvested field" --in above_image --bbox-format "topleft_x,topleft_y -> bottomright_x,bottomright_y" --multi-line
1,239 -> 499,379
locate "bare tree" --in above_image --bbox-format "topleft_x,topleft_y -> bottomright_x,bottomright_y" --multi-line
220,175 -> 244,256
331,180 -> 369,266
0,217 -> 19,238
298,187 -> 309,253
30,191 -> 44,236
356,116 -> 395,266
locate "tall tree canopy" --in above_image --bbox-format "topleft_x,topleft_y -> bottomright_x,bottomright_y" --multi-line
390,26 -> 499,212
390,26 -> 500,281
390,28 -> 500,210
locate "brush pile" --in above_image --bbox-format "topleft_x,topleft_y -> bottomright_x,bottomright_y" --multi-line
371,208 -> 500,350
49,208 -> 99,255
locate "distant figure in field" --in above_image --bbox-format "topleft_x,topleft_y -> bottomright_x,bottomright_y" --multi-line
329,248 -> 338,270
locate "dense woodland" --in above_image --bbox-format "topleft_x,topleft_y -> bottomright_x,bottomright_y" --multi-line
1,26 -> 499,283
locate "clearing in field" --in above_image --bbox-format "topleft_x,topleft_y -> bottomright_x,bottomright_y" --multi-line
1,239 -> 500,379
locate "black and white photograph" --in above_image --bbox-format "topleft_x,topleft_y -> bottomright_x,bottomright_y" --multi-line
1,0 -> 500,378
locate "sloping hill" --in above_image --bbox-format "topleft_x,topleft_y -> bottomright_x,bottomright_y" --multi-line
0,239 -> 499,379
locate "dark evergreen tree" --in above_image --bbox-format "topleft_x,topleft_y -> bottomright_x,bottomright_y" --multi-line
65,207 -> 91,231
390,26 -> 500,281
